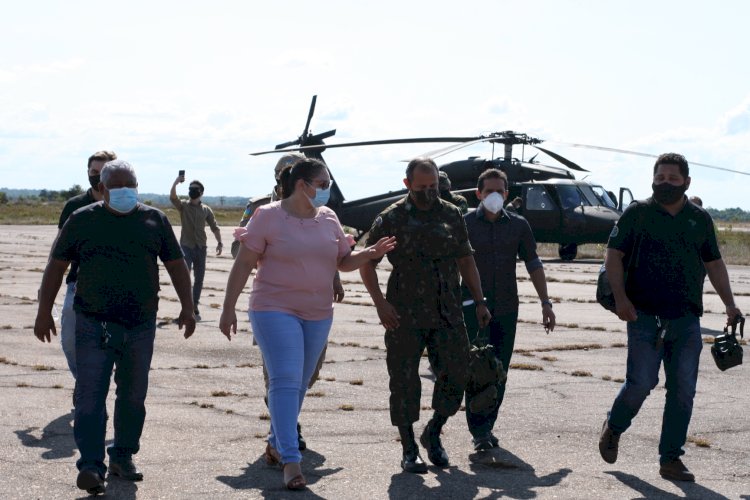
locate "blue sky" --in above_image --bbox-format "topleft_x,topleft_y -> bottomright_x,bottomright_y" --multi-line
2,0 -> 750,209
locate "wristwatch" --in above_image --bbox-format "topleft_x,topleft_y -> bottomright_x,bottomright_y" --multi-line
541,299 -> 553,308
475,298 -> 487,306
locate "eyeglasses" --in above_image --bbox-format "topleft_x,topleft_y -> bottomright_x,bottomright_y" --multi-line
307,179 -> 332,190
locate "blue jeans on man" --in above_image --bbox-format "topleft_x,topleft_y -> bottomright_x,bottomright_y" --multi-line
61,281 -> 77,379
181,245 -> 206,310
464,311 -> 518,439
607,312 -> 702,463
73,312 -> 156,475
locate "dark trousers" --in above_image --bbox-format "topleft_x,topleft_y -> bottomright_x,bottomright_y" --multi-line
385,325 -> 469,426
181,244 -> 206,307
74,312 -> 155,474
464,311 -> 518,439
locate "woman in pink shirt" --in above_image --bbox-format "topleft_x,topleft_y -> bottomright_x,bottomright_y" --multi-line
219,158 -> 395,490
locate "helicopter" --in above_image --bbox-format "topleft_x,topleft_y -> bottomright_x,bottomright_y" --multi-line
251,96 -> 748,260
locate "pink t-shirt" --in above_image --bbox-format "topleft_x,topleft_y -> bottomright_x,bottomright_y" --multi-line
234,202 -> 352,321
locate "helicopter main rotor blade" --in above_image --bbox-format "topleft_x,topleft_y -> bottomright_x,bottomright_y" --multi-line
533,146 -> 588,172
416,137 -> 491,160
302,95 -> 317,139
252,137 -> 479,156
559,142 -> 750,176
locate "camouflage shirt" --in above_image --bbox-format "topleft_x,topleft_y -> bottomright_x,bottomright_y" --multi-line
366,195 -> 473,329
441,192 -> 469,214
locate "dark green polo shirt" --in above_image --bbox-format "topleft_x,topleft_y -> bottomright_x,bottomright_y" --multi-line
607,197 -> 721,319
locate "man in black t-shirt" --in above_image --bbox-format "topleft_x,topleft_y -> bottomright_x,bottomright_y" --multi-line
34,160 -> 196,495
598,153 -> 742,482
52,150 -> 116,380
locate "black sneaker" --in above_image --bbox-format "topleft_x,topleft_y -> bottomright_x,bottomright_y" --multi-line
598,418 -> 620,464
659,459 -> 695,482
297,422 -> 306,451
400,446 -> 428,474
77,468 -> 105,495
472,433 -> 498,451
194,308 -> 201,321
108,457 -> 144,481
419,421 -> 449,467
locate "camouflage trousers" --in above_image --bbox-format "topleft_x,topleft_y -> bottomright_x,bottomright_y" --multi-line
385,325 -> 470,426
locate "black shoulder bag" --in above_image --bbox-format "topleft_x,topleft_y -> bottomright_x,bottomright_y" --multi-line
596,202 -> 646,314
711,314 -> 744,371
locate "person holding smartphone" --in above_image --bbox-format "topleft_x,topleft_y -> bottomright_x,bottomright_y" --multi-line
170,172 -> 223,320
462,167 -> 555,451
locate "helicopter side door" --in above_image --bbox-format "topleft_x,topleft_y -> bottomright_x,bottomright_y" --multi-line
520,184 -> 561,243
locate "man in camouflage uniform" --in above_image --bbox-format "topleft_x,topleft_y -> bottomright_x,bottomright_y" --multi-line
360,157 -> 490,473
438,170 -> 469,214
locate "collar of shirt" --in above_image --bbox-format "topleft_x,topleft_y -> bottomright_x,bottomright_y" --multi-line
475,204 -> 509,223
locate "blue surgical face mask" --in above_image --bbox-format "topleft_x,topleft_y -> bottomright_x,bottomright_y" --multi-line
306,182 -> 331,208
107,187 -> 139,213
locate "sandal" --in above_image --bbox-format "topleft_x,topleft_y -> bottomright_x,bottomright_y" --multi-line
283,462 -> 306,491
264,443 -> 281,466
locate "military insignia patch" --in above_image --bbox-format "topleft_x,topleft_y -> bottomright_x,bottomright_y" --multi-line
374,216 -> 383,227
609,226 -> 619,238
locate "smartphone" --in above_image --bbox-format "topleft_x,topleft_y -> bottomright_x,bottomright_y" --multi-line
179,170 -> 185,177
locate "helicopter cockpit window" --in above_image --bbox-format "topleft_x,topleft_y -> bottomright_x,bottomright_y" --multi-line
525,186 -> 555,211
590,185 -> 617,208
557,185 -> 587,210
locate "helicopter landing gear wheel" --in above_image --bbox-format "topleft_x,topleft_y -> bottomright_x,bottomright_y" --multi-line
558,243 -> 578,261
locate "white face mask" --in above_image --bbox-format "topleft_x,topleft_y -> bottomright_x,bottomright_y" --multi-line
482,192 -> 504,213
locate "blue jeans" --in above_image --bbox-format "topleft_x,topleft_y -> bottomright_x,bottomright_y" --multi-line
249,311 -> 332,464
181,245 -> 206,308
607,312 -> 702,463
464,311 -> 518,439
61,281 -> 77,379
73,312 -> 156,474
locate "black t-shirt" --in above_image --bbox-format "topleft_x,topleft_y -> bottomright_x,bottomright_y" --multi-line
58,189 -> 97,284
607,197 -> 721,319
53,202 -> 184,327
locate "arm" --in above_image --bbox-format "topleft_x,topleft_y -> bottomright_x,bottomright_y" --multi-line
211,226 -> 223,256
337,236 -> 396,272
606,247 -> 637,322
219,244 -> 260,340
529,267 -> 556,332
34,258 -> 70,342
163,258 -> 196,338
359,261 -> 400,330
169,176 -> 182,209
333,271 -> 345,303
456,255 -> 491,328
704,258 -> 742,325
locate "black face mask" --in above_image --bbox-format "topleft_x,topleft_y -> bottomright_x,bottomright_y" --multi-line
410,188 -> 439,207
88,174 -> 101,191
652,182 -> 687,205
188,188 -> 202,199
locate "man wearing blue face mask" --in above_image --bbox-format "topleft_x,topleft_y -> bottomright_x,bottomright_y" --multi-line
34,160 -> 196,495
463,168 -> 555,452
170,176 -> 223,320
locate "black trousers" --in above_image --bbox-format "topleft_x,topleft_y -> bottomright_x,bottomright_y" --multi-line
464,311 -> 518,438
385,325 -> 469,426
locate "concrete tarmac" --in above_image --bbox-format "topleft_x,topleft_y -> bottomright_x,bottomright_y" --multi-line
1,225 -> 748,499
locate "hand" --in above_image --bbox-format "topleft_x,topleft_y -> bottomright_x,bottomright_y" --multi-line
176,175 -> 185,184
178,308 -> 196,339
33,312 -> 56,343
542,304 -> 556,333
726,305 -> 742,326
333,276 -> 345,303
219,308 -> 237,341
375,299 -> 400,330
367,236 -> 397,260
216,243 -> 223,256
615,297 -> 637,322
475,303 -> 491,328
